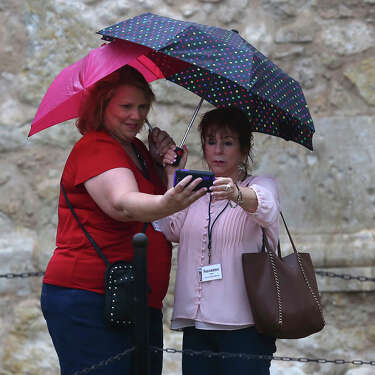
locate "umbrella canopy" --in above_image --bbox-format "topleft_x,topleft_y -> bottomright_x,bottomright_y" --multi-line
98,13 -> 315,150
29,39 -> 189,136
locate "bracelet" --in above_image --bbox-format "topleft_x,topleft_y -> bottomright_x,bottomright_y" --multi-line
235,182 -> 244,205
229,183 -> 243,208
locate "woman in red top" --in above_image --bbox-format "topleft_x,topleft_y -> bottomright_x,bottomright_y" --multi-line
40,66 -> 206,375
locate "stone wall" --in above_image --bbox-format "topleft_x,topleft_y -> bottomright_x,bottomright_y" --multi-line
0,0 -> 374,374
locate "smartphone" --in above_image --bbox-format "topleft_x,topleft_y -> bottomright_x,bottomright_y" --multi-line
173,169 -> 214,191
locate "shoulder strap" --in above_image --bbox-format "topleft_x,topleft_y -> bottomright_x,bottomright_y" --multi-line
131,142 -> 150,181
61,183 -> 110,267
60,183 -> 148,267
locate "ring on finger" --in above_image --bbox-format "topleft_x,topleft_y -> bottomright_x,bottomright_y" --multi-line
224,184 -> 231,192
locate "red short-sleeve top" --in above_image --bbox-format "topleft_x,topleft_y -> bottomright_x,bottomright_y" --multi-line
43,131 -> 172,309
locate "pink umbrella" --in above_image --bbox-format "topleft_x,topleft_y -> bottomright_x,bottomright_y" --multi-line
29,39 -> 165,136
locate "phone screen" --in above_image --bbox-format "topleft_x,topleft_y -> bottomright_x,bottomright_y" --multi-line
173,169 -> 214,191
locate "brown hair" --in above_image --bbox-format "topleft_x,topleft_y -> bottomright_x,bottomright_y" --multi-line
198,107 -> 254,172
76,65 -> 155,134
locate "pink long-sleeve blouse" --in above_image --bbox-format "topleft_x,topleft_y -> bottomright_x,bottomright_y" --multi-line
157,175 -> 280,330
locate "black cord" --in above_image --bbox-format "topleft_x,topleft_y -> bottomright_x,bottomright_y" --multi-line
207,194 -> 230,264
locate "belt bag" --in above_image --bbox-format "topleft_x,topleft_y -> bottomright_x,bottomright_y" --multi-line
61,183 -> 147,328
242,212 -> 325,339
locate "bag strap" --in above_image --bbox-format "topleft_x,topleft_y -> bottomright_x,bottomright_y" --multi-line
60,183 -> 148,267
131,143 -> 150,181
261,211 -> 298,258
279,211 -> 298,253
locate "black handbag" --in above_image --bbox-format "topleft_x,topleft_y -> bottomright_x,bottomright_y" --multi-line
61,183 -> 147,328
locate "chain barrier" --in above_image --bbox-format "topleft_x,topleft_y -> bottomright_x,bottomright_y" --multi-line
1,269 -> 375,373
1,270 -> 375,283
152,346 -> 375,366
69,345 -> 375,375
0,271 -> 44,279
315,270 -> 375,282
72,346 -> 135,375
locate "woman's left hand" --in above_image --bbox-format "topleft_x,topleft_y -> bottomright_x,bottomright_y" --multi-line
148,127 -> 175,165
209,177 -> 237,202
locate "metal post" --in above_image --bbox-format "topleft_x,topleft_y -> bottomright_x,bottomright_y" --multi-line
132,232 -> 149,375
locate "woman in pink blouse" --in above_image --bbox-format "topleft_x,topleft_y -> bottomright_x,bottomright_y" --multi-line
159,107 -> 280,375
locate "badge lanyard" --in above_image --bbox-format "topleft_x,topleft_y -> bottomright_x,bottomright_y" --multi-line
207,194 -> 230,264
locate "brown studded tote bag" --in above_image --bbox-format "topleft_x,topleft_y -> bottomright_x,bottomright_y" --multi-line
242,212 -> 325,339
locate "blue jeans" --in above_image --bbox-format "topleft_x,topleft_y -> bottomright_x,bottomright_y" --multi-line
41,283 -> 163,375
182,326 -> 276,375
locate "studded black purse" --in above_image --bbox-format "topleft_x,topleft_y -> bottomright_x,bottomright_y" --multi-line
103,260 -> 137,327
61,183 -> 147,328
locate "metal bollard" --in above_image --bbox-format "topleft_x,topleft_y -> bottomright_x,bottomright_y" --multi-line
132,232 -> 149,375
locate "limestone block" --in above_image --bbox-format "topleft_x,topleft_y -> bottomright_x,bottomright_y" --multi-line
261,0 -> 311,19
291,57 -> 319,89
270,363 -> 306,375
151,80 -> 202,107
2,298 -> 59,375
279,230 -> 375,268
253,116 -> 375,234
321,51 -> 344,70
0,122 -> 30,153
0,90 -> 34,153
321,21 -> 374,55
243,21 -> 274,56
344,58 -> 375,107
275,22 -> 315,43
337,4 -> 355,18
35,177 -> 60,202
0,160 -> 41,227
27,120 -> 81,149
346,368 -> 375,375
0,0 -> 28,74
272,45 -> 305,59
216,0 -> 248,25
18,0 -> 98,108
180,4 -> 198,18
0,92 -> 35,129
329,81 -> 368,115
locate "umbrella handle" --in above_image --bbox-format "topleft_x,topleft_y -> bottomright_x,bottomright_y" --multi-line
172,146 -> 184,167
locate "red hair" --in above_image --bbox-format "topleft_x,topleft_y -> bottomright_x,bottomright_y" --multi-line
76,65 -> 155,134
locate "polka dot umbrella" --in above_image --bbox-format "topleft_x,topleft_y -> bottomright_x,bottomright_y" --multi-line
98,12 -> 315,150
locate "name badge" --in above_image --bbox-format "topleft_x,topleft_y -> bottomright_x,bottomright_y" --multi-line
200,264 -> 223,282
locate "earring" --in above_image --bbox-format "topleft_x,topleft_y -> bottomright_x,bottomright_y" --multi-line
238,161 -> 246,173
237,161 -> 247,180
